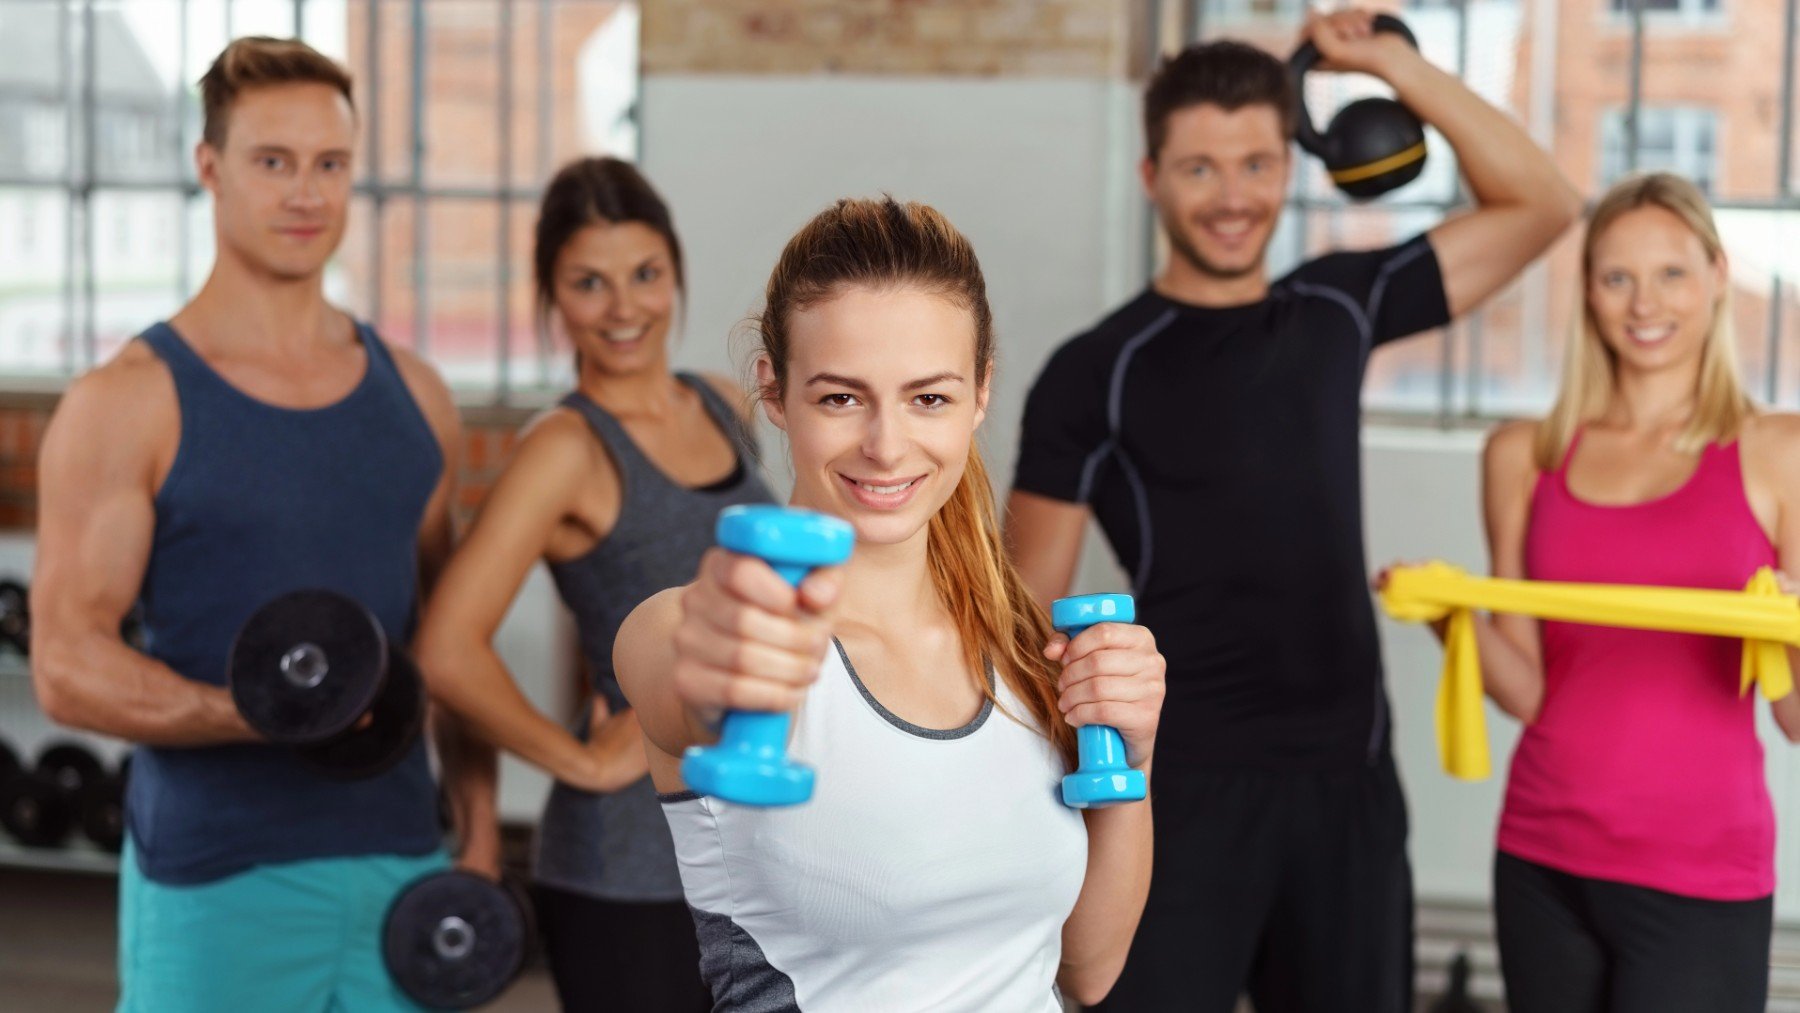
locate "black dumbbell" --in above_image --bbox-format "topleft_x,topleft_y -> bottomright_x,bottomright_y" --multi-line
0,579 -> 29,655
383,870 -> 533,1010
38,741 -> 106,799
228,589 -> 424,780
79,755 -> 129,853
0,741 -> 101,849
1289,13 -> 1428,200
0,738 -> 18,782
1,770 -> 72,847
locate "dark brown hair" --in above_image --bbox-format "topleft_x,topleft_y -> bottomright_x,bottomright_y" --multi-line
533,157 -> 685,323
1144,39 -> 1295,159
199,36 -> 355,148
755,197 -> 1075,766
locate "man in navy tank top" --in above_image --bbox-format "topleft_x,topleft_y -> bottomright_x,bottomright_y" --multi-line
31,37 -> 496,1012
1007,9 -> 1581,1012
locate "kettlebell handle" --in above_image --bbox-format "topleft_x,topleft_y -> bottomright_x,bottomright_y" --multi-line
1290,13 -> 1418,158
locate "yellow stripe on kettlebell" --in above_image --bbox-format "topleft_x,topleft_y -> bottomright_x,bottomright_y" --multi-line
1329,142 -> 1428,185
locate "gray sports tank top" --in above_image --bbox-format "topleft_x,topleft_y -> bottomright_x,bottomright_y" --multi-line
533,373 -> 773,901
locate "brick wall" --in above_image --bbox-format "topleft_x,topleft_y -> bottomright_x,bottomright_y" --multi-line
642,0 -> 1145,79
0,397 -> 532,532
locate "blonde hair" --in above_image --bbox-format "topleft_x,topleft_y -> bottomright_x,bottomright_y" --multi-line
1535,171 -> 1752,470
755,197 -> 1076,767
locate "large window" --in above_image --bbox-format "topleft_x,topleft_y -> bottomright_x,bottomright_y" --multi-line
1600,106 -> 1719,194
1609,0 -> 1723,18
0,0 -> 638,403
1185,0 -> 1798,420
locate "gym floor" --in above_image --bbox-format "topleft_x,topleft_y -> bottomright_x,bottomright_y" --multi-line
0,867 -> 559,1012
0,861 -> 1483,1012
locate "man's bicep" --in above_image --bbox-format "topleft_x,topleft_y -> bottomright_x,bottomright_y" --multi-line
34,387 -> 158,635
1004,490 -> 1090,609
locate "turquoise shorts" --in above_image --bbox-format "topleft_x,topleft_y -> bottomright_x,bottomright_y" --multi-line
118,838 -> 449,1013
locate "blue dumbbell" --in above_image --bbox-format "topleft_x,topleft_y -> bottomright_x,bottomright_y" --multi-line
680,505 -> 855,807
1053,593 -> 1148,809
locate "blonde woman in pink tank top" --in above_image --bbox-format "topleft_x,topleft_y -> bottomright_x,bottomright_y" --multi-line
1425,173 -> 1800,1012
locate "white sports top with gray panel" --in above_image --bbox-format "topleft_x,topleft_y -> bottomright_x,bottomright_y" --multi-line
660,640 -> 1088,1012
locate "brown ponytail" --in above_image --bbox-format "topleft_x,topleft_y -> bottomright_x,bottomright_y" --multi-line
755,197 -> 1075,767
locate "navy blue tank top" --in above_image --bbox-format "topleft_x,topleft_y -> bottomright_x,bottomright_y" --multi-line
126,321 -> 444,884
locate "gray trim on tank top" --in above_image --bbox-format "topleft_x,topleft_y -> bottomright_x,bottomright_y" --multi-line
833,639 -> 995,740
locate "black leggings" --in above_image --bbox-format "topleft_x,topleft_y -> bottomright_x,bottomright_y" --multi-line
532,883 -> 712,1012
1493,852 -> 1771,1013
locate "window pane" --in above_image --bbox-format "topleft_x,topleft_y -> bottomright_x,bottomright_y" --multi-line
1716,208 -> 1800,406
423,199 -> 502,388
423,1 -> 502,190
1,2 -> 74,183
0,187 -> 73,377
91,188 -> 186,363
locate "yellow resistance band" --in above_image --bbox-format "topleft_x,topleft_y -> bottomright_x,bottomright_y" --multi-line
1379,562 -> 1798,781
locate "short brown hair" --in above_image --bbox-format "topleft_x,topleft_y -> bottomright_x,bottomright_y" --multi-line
1143,40 -> 1294,160
199,37 -> 355,147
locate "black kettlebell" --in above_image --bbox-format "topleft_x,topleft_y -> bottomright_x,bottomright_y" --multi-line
1290,13 -> 1427,200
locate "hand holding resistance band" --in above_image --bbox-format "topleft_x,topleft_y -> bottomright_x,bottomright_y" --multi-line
1053,594 -> 1149,808
1380,561 -> 1800,781
682,505 -> 855,807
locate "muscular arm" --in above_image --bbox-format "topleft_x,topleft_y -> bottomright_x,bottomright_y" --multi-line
1004,490 -> 1088,612
414,412 -> 642,793
393,347 -> 501,870
31,353 -> 255,744
1316,13 -> 1581,318
1476,421 -> 1548,722
1740,414 -> 1800,742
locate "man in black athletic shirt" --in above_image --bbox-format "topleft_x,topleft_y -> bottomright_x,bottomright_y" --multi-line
1007,10 -> 1579,1012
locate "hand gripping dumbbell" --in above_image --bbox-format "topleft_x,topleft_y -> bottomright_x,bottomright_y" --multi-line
680,505 -> 855,807
383,870 -> 533,1010
1053,593 -> 1148,809
228,589 -> 424,779
1289,13 -> 1428,200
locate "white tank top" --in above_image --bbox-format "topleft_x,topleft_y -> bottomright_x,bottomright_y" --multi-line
660,639 -> 1088,1012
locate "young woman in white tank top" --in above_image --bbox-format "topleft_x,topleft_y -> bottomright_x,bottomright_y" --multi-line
616,197 -> 1166,1011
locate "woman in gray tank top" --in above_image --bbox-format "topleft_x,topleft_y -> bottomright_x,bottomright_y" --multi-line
416,158 -> 770,1011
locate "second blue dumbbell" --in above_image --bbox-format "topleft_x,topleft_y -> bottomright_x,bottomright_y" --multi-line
680,505 -> 855,807
1053,593 -> 1148,809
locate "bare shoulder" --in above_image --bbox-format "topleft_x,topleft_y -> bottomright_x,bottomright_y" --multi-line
1483,418 -> 1540,475
505,406 -> 611,485
384,341 -> 460,443
1739,411 -> 1800,471
48,343 -> 176,458
697,370 -> 755,424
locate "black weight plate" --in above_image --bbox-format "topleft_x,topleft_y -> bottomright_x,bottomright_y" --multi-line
0,579 -> 29,655
383,870 -> 527,1010
229,590 -> 387,744
36,741 -> 106,799
297,645 -> 424,780
79,774 -> 125,853
1,771 -> 75,848
0,738 -> 19,781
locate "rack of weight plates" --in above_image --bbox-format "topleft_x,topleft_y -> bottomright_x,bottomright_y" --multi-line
0,577 -> 132,873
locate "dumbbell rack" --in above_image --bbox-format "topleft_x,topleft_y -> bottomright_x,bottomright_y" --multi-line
0,654 -> 125,875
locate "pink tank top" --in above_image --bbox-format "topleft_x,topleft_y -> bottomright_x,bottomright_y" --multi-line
1501,432 -> 1777,900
